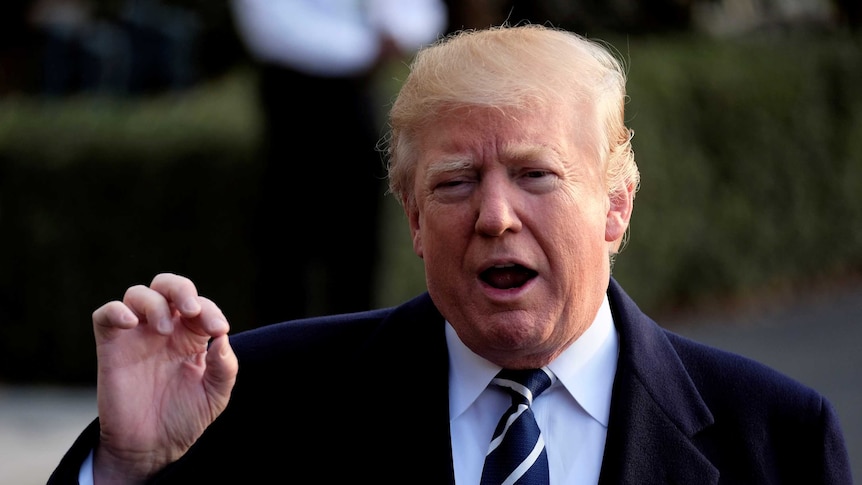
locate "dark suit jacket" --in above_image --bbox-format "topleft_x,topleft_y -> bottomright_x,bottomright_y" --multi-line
49,278 -> 852,484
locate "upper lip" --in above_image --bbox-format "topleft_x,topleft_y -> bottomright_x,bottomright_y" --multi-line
478,258 -> 535,274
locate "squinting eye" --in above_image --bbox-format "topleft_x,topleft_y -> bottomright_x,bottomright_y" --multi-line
518,170 -> 557,194
432,177 -> 474,202
525,170 -> 550,179
433,177 -> 474,195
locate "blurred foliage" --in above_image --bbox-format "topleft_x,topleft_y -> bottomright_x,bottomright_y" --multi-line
1,33 -> 861,384
0,69 -> 263,383
612,31 -> 862,314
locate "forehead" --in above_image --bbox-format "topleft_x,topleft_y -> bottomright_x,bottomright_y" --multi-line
415,103 -> 596,167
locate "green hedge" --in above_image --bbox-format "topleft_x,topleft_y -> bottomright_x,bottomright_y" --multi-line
0,72 -> 263,383
614,32 -> 862,313
2,33 -> 861,384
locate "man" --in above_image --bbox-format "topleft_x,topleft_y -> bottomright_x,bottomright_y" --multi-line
50,24 -> 852,484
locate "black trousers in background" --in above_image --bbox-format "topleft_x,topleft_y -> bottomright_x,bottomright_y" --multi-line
251,64 -> 386,325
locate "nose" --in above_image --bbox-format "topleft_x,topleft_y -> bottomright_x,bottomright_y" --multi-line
474,179 -> 523,237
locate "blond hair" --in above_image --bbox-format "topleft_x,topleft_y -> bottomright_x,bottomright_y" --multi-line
384,24 -> 639,217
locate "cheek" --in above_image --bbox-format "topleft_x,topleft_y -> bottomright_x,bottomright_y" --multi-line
421,208 -> 476,261
539,200 -> 608,257
415,206 -> 452,255
542,193 -> 601,233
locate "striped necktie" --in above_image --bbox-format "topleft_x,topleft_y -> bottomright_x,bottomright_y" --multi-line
480,367 -> 556,485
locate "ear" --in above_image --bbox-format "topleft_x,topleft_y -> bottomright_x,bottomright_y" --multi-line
605,182 -> 635,247
404,196 -> 424,259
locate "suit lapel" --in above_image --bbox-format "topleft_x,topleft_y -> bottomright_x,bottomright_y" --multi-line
599,279 -> 719,485
352,293 -> 456,484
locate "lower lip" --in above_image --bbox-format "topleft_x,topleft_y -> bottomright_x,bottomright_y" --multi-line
479,277 -> 535,301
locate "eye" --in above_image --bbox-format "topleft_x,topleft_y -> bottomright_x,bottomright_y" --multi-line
518,169 -> 558,193
524,170 -> 551,179
438,179 -> 468,188
432,176 -> 475,202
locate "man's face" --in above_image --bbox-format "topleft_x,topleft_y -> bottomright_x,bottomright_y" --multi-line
406,103 -> 631,369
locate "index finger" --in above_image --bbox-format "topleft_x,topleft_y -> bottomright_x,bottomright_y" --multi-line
149,272 -> 202,317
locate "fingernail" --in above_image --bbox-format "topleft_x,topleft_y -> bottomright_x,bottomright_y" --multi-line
181,299 -> 201,314
159,317 -> 173,333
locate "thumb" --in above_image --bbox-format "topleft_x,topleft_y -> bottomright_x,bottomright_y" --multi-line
204,334 -> 238,410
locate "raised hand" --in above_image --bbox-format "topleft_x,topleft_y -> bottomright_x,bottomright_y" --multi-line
90,273 -> 238,484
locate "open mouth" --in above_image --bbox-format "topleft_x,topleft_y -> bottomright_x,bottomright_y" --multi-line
480,264 -> 537,289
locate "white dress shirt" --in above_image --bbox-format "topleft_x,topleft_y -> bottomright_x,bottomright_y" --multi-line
230,0 -> 448,76
448,295 -> 619,484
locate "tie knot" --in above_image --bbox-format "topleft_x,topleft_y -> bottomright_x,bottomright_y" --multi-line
492,367 -> 555,406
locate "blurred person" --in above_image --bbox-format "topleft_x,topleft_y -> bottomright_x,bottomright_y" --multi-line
230,0 -> 448,324
118,0 -> 201,94
27,0 -> 201,96
28,0 -> 95,95
49,24 -> 852,484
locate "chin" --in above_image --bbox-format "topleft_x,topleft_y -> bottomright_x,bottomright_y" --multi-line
485,313 -> 548,346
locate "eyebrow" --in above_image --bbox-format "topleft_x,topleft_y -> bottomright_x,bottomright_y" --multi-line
504,142 -> 563,163
423,143 -> 564,180
424,158 -> 475,179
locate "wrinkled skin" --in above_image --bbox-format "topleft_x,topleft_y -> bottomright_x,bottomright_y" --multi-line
406,104 -> 634,369
91,273 -> 238,484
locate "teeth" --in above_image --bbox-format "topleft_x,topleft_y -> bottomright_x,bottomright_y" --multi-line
492,263 -> 515,269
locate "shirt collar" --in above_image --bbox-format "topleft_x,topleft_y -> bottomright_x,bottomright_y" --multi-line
447,294 -> 619,426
